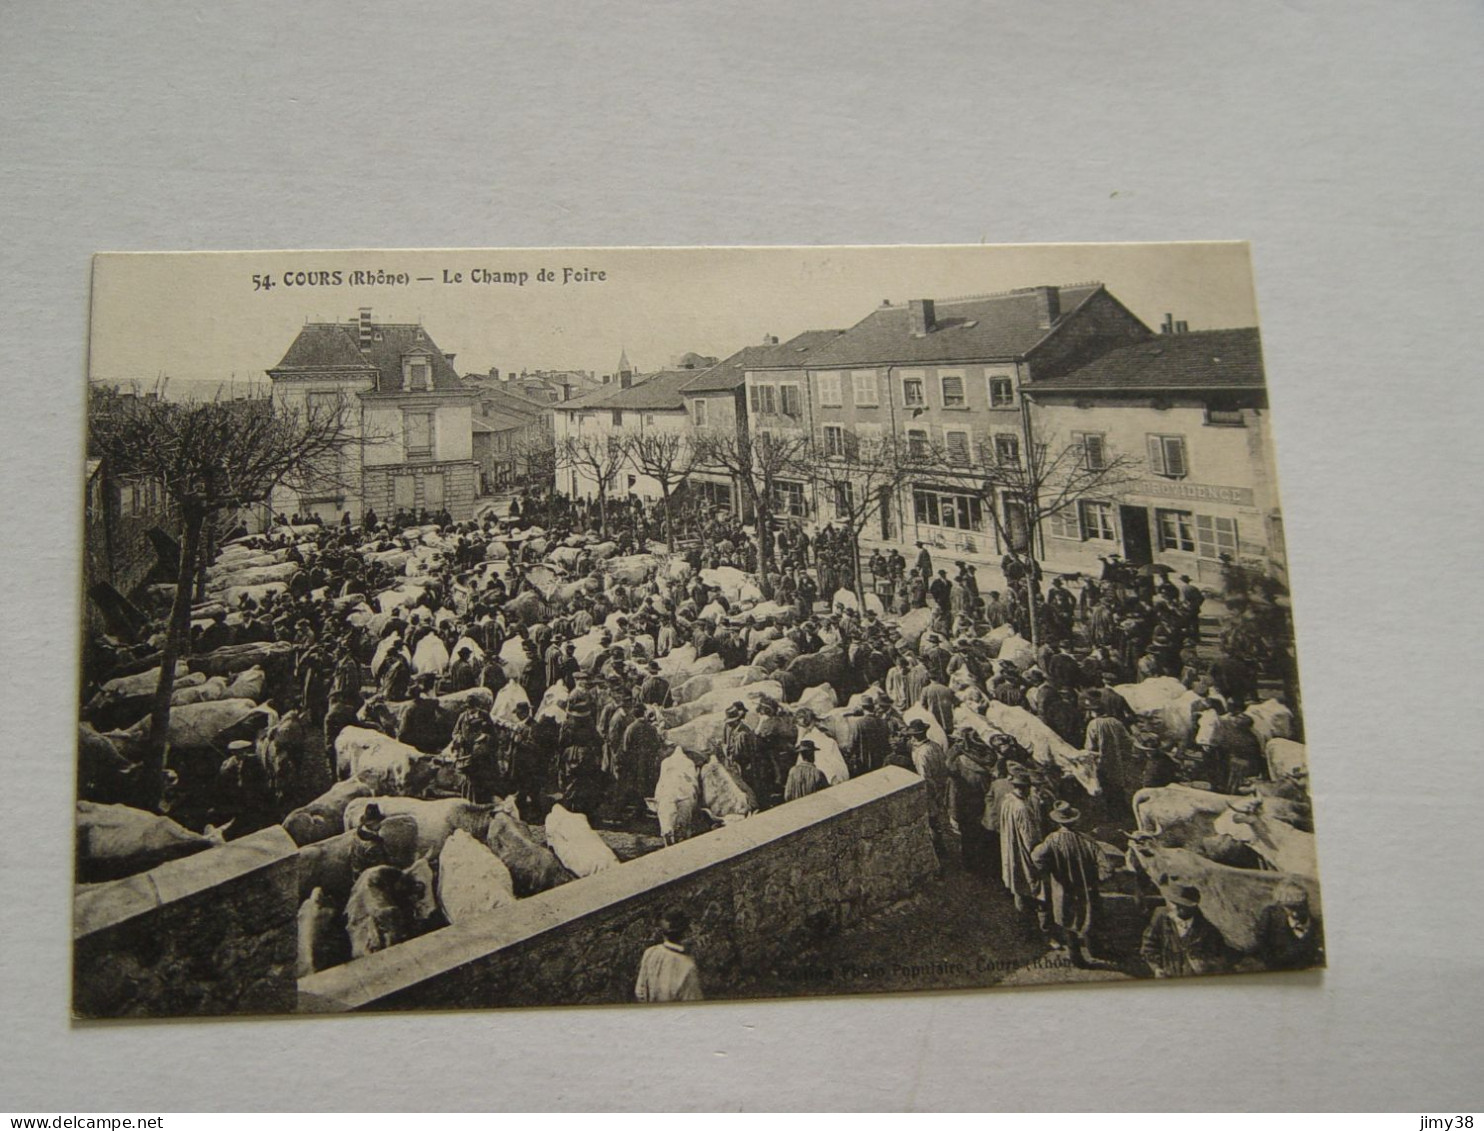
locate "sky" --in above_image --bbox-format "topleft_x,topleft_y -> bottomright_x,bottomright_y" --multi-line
89,243 -> 1259,393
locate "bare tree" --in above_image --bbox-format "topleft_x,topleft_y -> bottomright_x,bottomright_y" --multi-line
507,423 -> 556,489
805,430 -> 926,603
691,426 -> 812,590
620,431 -> 695,548
88,383 -> 363,809
557,432 -> 628,536
966,425 -> 1142,644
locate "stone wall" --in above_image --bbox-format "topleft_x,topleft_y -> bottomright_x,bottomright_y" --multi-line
73,826 -> 299,1019
361,459 -> 477,521
298,767 -> 935,1013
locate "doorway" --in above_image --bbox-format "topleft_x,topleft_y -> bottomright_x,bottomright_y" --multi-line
1119,504 -> 1153,565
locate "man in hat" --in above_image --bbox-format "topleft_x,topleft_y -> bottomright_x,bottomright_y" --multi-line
634,907 -> 704,1003
447,645 -> 478,693
915,541 -> 933,578
843,695 -> 893,778
1140,883 -> 1230,978
904,717 -> 951,859
396,674 -> 445,754
793,707 -> 849,785
451,702 -> 503,803
783,739 -> 830,802
997,765 -> 1047,917
1254,880 -> 1324,971
1082,692 -> 1138,808
348,802 -> 391,881
638,660 -> 672,708
722,701 -> 771,807
949,725 -> 998,876
217,738 -> 273,833
555,687 -> 607,816
1031,801 -> 1105,966
754,696 -> 797,806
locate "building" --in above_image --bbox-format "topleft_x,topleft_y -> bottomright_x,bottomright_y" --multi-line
752,284 -> 1152,555
83,455 -> 178,638
1028,324 -> 1281,583
464,380 -> 556,494
681,331 -> 844,519
267,309 -> 480,522
551,369 -> 699,500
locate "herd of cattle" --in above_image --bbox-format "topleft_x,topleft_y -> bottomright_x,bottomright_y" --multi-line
76,513 -> 1318,985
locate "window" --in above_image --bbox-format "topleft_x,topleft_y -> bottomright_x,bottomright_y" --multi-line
818,372 -> 843,408
1074,431 -> 1107,470
988,375 -> 1015,407
906,427 -> 929,461
611,410 -> 624,427
1147,433 -> 1189,478
423,472 -> 445,508
903,377 -> 925,407
1157,509 -> 1196,552
823,425 -> 846,458
772,480 -> 807,518
403,355 -> 433,391
699,480 -> 733,512
994,433 -> 1020,466
1078,500 -> 1117,541
404,411 -> 434,459
913,488 -> 984,531
306,391 -> 339,419
393,474 -> 416,509
645,414 -> 656,428
940,373 -> 966,407
832,482 -> 854,519
693,399 -> 708,428
1047,507 -> 1081,540
749,384 -> 778,415
1195,514 -> 1238,560
852,371 -> 878,407
779,384 -> 802,417
1205,406 -> 1245,427
945,429 -> 971,467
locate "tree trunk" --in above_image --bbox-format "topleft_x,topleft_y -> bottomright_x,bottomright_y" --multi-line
145,502 -> 204,811
1025,571 -> 1040,647
660,482 -> 673,550
596,484 -> 609,537
851,526 -> 865,604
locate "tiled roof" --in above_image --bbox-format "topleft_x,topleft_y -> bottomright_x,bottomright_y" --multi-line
683,330 -> 845,392
270,320 -> 467,393
473,411 -> 532,433
787,285 -> 1105,369
1032,328 -> 1264,391
473,384 -> 549,419
555,369 -> 700,412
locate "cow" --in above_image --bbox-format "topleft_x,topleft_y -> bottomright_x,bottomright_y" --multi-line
295,886 -> 346,977
994,633 -> 1036,671
779,646 -> 851,703
699,754 -> 757,822
980,700 -> 1102,797
665,680 -> 785,728
436,829 -> 518,924
344,864 -> 426,959
412,633 -> 450,676
672,666 -> 762,706
1126,840 -> 1320,954
484,807 -> 573,896
890,607 -> 935,649
544,804 -> 619,877
333,726 -> 442,795
1213,799 -> 1320,878
604,553 -> 660,586
664,709 -> 729,756
1266,738 -> 1308,781
1113,677 -> 1189,715
342,796 -> 495,860
296,814 -> 420,903
280,779 -> 374,847
752,637 -> 800,674
1131,783 -> 1307,844
1244,698 -> 1295,744
795,683 -> 838,717
224,666 -> 267,702
170,675 -> 230,706
75,800 -> 229,883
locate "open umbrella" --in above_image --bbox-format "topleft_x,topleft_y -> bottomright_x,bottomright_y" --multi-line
1138,562 -> 1176,576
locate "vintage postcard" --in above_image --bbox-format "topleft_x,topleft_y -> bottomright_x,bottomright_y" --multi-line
76,244 -> 1319,1019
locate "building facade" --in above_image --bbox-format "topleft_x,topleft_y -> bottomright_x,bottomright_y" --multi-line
551,369 -> 697,500
267,309 -> 480,522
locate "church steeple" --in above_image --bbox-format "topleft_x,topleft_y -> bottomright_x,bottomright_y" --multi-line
617,347 -> 633,377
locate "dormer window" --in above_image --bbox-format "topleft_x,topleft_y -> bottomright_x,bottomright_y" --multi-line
402,354 -> 433,391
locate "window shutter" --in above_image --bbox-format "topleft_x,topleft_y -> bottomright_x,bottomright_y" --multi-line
1164,436 -> 1187,478
844,429 -> 860,461
1085,434 -> 1105,469
1147,434 -> 1164,475
749,385 -> 760,413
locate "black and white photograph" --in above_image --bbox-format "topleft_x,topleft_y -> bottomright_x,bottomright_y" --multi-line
73,243 -> 1322,1019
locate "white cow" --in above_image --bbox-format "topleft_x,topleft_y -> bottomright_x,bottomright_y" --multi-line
1214,801 -> 1320,879
655,747 -> 703,841
1245,699 -> 1295,744
797,724 -> 849,786
436,829 -> 517,923
544,804 -> 618,877
412,633 -> 450,676
981,700 -> 1101,797
1266,738 -> 1308,781
333,726 -> 438,794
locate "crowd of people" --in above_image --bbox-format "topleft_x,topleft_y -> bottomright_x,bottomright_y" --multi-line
80,489 -> 1318,989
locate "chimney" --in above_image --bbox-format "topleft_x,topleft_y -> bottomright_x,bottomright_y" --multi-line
443,352 -> 456,364
763,333 -> 779,345
1160,313 -> 1175,335
1175,320 -> 1189,334
1034,286 -> 1061,329
358,307 -> 373,351
907,299 -> 936,336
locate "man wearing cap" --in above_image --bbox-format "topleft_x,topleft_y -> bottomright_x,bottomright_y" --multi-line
634,908 -> 704,1003
348,803 -> 391,881
754,698 -> 797,807
793,708 -> 849,786
949,726 -> 997,876
447,645 -> 478,693
1140,884 -> 1230,978
396,675 -> 445,754
1031,801 -> 1105,966
555,689 -> 607,816
1083,693 -> 1138,808
783,739 -> 830,802
638,660 -> 672,708
217,737 -> 273,833
722,702 -> 771,808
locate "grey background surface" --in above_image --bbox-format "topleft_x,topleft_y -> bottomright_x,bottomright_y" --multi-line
2,0 -> 1481,1112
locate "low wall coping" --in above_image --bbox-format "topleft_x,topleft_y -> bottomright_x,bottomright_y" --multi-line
73,825 -> 298,940
298,766 -> 924,1012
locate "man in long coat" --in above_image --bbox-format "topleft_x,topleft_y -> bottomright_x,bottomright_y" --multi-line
998,767 -> 1046,917
1030,802 -> 1104,966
